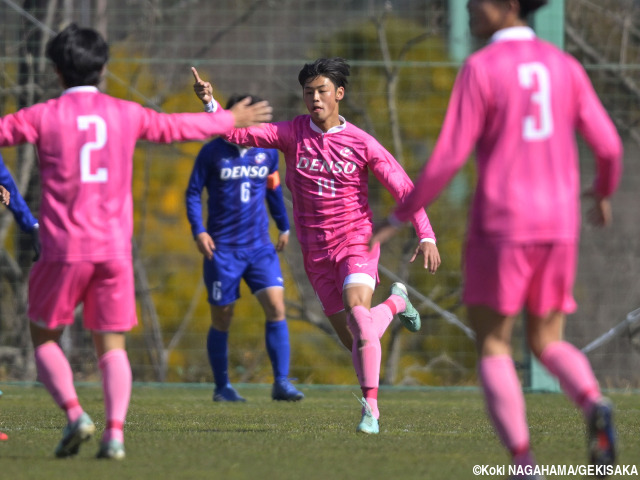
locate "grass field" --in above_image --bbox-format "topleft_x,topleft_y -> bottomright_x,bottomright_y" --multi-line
0,384 -> 639,480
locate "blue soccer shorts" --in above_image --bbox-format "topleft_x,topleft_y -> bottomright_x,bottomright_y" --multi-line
203,243 -> 284,306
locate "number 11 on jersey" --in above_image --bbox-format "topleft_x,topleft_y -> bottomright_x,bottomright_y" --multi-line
317,178 -> 336,197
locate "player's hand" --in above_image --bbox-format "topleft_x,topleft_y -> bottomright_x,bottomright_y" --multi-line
0,186 -> 10,205
195,232 -> 215,260
31,225 -> 41,261
191,67 -> 213,105
191,66 -> 272,126
583,188 -> 612,227
411,241 -> 440,274
369,218 -> 400,249
275,231 -> 289,252
229,96 -> 272,128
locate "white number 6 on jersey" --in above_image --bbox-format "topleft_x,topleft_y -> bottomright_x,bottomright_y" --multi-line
78,115 -> 108,183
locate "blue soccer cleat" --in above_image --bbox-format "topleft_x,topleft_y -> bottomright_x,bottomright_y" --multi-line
271,378 -> 304,401
96,439 -> 126,460
54,412 -> 96,458
355,396 -> 379,434
390,282 -> 421,332
213,384 -> 246,402
588,398 -> 616,475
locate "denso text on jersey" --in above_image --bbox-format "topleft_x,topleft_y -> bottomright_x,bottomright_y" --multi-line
296,157 -> 357,175
220,165 -> 270,180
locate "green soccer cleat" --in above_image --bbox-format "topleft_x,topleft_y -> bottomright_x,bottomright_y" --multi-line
96,439 -> 126,460
54,412 -> 96,458
355,396 -> 379,435
390,282 -> 421,332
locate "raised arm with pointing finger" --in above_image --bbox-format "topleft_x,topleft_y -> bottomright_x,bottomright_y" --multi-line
191,67 -> 271,127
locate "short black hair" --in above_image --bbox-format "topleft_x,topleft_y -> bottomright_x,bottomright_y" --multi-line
298,57 -> 350,90
225,93 -> 264,109
45,23 -> 109,88
519,0 -> 548,18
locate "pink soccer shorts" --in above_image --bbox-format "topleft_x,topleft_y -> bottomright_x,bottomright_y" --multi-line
28,259 -> 138,332
463,241 -> 578,317
303,234 -> 380,316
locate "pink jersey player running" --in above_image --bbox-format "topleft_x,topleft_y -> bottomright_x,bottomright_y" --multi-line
372,1 -> 622,477
193,58 -> 441,434
0,23 -> 271,459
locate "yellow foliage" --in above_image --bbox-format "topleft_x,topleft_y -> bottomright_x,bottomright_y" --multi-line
159,187 -> 183,217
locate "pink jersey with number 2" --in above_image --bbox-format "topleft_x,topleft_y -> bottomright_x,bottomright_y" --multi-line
0,86 -> 235,262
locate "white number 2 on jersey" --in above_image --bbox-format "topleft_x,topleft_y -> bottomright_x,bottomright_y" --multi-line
518,62 -> 553,141
78,115 -> 108,183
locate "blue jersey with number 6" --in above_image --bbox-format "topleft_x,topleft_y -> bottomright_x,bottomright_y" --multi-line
186,137 -> 289,249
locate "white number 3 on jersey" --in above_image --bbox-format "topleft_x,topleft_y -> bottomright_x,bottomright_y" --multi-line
518,62 -> 553,141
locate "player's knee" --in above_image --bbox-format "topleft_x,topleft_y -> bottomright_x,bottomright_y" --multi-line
264,302 -> 286,321
211,313 -> 233,331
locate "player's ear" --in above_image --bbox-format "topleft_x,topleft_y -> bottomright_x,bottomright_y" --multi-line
335,86 -> 344,101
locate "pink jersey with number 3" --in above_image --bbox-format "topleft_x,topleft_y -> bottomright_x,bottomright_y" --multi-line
0,86 -> 235,261
394,27 -> 622,242
225,116 -> 435,252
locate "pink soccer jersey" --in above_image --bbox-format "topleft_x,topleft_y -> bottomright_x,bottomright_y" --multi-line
225,116 -> 435,251
0,86 -> 235,262
394,27 -> 623,242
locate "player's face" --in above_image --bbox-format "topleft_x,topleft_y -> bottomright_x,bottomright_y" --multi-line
467,0 -> 515,39
302,76 -> 344,131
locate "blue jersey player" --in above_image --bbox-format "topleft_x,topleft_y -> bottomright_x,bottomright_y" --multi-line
0,153 -> 40,260
186,94 -> 303,402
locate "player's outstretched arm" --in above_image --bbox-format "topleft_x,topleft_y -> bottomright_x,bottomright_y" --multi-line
191,66 -> 272,127
229,97 -> 272,128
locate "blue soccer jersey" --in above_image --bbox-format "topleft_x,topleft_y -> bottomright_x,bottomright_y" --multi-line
186,138 -> 289,249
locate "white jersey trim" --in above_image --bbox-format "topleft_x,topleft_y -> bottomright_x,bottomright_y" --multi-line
62,86 -> 99,95
309,116 -> 347,135
490,26 -> 536,44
